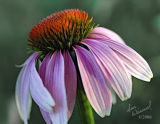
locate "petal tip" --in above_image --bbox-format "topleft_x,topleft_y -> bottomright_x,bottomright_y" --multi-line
149,73 -> 153,79
105,111 -> 111,116
120,92 -> 132,101
141,72 -> 153,82
98,111 -> 106,118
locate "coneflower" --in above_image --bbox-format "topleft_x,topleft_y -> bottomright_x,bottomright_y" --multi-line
15,9 -> 153,124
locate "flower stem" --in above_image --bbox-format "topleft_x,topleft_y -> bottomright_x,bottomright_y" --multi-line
76,75 -> 95,124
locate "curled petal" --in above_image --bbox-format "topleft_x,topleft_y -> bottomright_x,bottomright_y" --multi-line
29,57 -> 55,112
63,51 -> 77,119
45,51 -> 68,124
83,39 -> 132,101
15,66 -> 32,124
74,46 -> 112,117
15,53 -> 38,124
89,27 -> 125,44
16,52 -> 55,124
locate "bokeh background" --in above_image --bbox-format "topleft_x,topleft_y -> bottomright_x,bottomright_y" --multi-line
0,0 -> 160,124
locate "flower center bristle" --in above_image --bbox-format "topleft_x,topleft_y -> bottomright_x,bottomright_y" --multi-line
28,9 -> 95,53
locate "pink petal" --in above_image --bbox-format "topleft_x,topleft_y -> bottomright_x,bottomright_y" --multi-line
15,53 -> 38,124
95,37 -> 153,81
63,51 -> 77,119
74,46 -> 112,117
45,51 -> 68,124
15,66 -> 32,124
39,54 -> 50,84
89,27 -> 125,44
29,55 -> 55,112
83,39 -> 132,101
40,109 -> 52,124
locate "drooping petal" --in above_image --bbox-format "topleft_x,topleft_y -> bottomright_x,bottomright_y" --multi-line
45,51 -> 68,124
109,41 -> 153,81
15,66 -> 32,124
29,55 -> 55,112
15,53 -> 38,124
63,51 -> 77,119
74,46 -> 112,117
83,39 -> 132,101
89,27 -> 125,44
39,55 -> 55,124
93,37 -> 153,81
40,109 -> 52,124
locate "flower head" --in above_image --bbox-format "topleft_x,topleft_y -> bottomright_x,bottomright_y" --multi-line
28,9 -> 94,52
15,9 -> 153,124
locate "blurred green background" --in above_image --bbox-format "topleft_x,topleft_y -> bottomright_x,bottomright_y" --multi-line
0,0 -> 160,124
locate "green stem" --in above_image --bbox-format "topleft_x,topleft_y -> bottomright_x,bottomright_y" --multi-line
76,75 -> 95,124
70,50 -> 95,124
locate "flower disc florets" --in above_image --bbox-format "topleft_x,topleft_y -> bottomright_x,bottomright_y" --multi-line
29,9 -> 95,54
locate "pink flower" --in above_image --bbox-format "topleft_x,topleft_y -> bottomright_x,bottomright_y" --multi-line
15,9 -> 153,124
